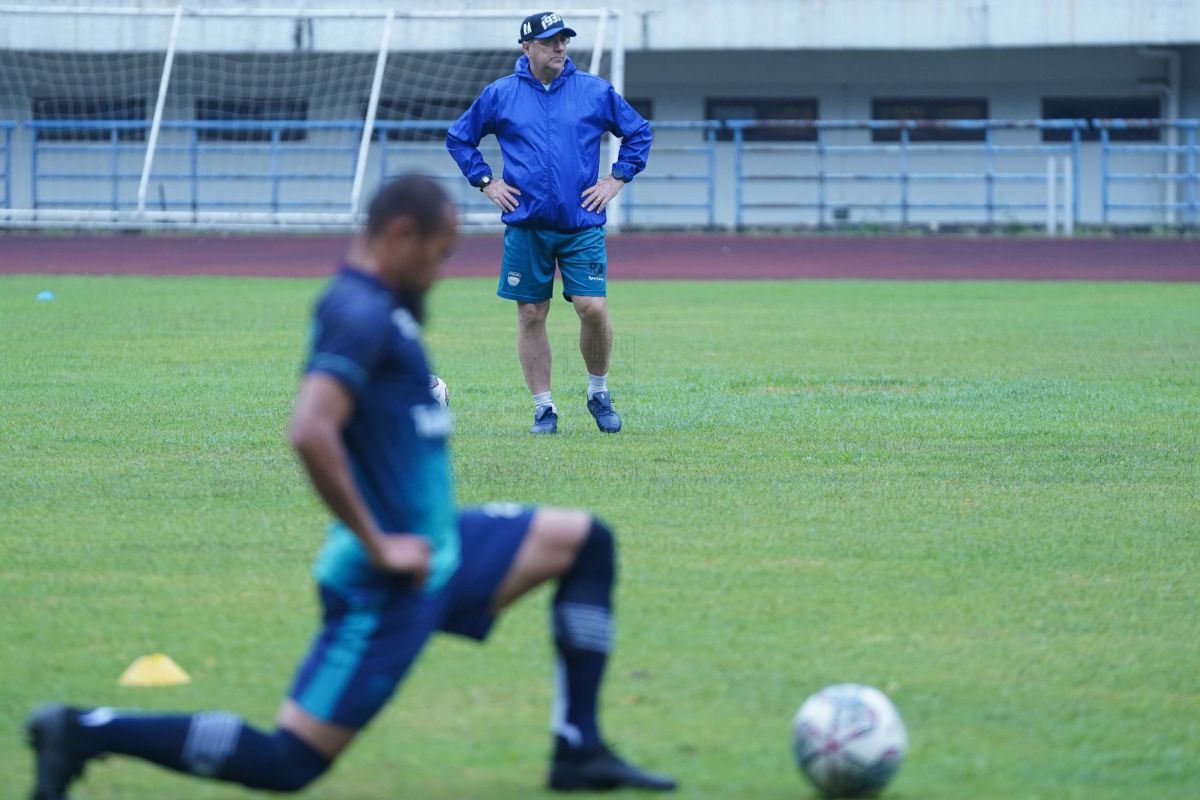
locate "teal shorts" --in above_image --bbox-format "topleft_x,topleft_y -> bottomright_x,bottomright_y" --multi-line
498,225 -> 607,303
288,505 -> 535,728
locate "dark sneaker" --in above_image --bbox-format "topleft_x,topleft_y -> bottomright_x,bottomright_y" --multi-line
26,704 -> 90,800
531,404 -> 558,434
548,742 -> 677,792
586,392 -> 622,433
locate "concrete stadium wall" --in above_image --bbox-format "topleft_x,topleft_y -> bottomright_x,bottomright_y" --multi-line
15,0 -> 1200,50
626,46 -> 1198,227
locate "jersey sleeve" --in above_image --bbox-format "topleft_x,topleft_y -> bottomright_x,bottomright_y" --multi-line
305,296 -> 388,398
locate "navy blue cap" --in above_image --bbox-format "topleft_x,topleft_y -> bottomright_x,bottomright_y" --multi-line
518,11 -> 578,43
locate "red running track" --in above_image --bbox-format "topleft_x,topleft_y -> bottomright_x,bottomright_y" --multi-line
1,233 -> 1197,281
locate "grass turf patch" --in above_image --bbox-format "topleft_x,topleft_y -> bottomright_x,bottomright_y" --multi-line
1,274 -> 1197,799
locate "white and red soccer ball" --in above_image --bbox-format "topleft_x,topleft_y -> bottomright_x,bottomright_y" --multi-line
792,684 -> 907,798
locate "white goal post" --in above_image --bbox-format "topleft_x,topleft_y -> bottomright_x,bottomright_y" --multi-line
0,4 -> 624,232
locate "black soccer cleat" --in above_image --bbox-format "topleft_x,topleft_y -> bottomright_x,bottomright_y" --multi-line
26,704 -> 90,800
548,742 -> 678,792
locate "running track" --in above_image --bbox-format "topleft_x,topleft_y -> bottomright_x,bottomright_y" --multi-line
1,234 -> 1197,281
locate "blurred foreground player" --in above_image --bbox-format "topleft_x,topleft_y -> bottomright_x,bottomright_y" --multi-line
26,175 -> 677,798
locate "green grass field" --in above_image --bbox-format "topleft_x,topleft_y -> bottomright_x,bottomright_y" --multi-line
2,273 -> 1198,799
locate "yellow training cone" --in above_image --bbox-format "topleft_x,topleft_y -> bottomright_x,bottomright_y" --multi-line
118,653 -> 192,687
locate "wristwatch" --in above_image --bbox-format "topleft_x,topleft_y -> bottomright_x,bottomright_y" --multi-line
611,171 -> 629,183
477,175 -> 493,191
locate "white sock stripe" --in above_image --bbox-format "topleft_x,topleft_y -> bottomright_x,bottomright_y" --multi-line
77,707 -> 117,727
563,617 -> 611,640
568,633 -> 612,652
558,604 -> 612,626
550,657 -> 583,746
555,603 -> 613,652
182,712 -> 242,777
558,602 -> 611,620
191,712 -> 241,775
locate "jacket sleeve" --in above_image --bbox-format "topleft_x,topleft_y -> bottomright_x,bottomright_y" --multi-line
605,87 -> 652,182
445,86 -> 498,186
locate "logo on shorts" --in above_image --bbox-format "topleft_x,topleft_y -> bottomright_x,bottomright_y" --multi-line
587,262 -> 605,282
507,271 -> 522,287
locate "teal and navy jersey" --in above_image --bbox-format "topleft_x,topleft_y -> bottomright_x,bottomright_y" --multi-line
304,266 -> 459,592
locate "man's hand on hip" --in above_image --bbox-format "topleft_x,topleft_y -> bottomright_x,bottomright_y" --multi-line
372,533 -> 432,588
484,179 -> 521,213
581,175 -> 624,213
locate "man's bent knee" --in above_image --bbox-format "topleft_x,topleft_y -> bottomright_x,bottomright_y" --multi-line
572,296 -> 607,321
528,508 -> 593,576
518,300 -> 551,327
277,700 -> 356,761
489,508 -> 593,612
264,730 -> 331,792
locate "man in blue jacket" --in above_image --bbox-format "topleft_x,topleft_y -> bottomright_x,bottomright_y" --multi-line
446,11 -> 652,435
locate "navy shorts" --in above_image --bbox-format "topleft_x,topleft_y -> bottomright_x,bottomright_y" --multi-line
287,504 -> 534,728
498,225 -> 607,303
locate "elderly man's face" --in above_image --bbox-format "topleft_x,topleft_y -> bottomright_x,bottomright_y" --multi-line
522,33 -> 570,81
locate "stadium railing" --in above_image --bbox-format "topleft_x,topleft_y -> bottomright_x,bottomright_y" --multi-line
725,118 -> 1086,230
374,119 -> 721,230
374,119 -> 504,229
8,116 -> 1200,231
1095,119 -> 1200,226
25,119 -> 362,220
0,121 -> 12,210
620,121 -> 721,229
17,117 -> 725,231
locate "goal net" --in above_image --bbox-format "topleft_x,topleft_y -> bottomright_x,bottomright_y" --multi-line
0,5 -> 622,231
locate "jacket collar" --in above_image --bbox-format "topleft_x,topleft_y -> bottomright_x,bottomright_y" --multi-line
514,54 -> 576,89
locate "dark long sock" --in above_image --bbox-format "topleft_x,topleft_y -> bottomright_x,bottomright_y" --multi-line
73,707 -> 329,792
551,518 -> 616,751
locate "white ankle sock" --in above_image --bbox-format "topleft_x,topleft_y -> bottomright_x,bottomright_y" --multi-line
587,373 -> 608,400
533,391 -> 554,410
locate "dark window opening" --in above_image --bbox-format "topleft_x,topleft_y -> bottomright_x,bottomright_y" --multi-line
1041,97 -> 1160,142
872,98 -> 988,142
32,97 -> 147,142
195,98 -> 309,142
706,98 -> 818,142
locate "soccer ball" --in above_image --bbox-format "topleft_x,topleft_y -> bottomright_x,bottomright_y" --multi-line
429,374 -> 449,409
791,684 -> 907,798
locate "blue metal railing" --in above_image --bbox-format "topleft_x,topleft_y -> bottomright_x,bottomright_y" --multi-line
726,118 -> 1085,229
29,121 -> 145,211
0,122 -> 13,209
373,119 -> 503,220
20,117 -> 727,226
1095,119 -> 1200,226
621,121 -> 720,228
371,119 -> 722,228
26,119 -> 361,214
10,116 -> 1200,229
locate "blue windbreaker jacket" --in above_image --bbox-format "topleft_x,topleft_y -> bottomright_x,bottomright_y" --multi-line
446,55 -> 652,232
